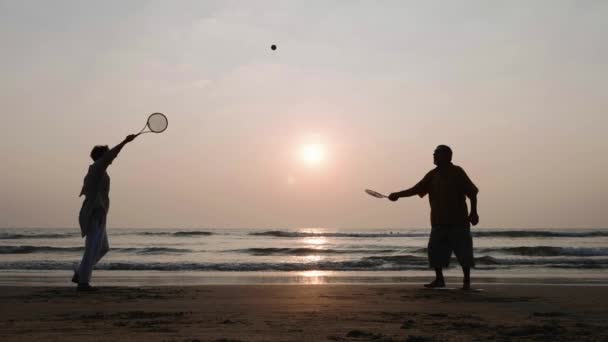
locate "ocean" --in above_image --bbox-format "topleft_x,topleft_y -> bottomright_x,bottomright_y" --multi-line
1,227 -> 607,286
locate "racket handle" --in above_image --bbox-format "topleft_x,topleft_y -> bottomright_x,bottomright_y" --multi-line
136,122 -> 148,136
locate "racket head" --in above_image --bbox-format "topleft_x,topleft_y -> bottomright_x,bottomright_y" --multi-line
146,112 -> 168,133
365,189 -> 387,198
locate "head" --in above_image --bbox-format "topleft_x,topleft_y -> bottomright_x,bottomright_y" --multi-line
433,145 -> 452,166
90,145 -> 109,161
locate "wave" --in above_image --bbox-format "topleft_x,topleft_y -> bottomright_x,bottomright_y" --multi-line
471,256 -> 608,267
138,231 -> 213,237
250,230 -> 608,239
235,248 -> 399,256
6,244 -> 604,258
0,246 -> 191,255
479,246 -> 608,257
0,260 -> 427,272
117,247 -> 193,254
2,229 -> 606,240
0,233 -> 75,240
472,230 -> 608,238
172,231 -> 213,236
0,246 -> 83,254
362,255 -> 428,265
250,231 -> 427,238
2,255 -> 606,271
395,246 -> 608,257
363,255 -> 608,268
237,246 -> 608,257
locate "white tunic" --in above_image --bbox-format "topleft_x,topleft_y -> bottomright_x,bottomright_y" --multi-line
78,148 -> 118,237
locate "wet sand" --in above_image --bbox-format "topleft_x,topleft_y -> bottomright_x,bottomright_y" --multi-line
1,284 -> 607,341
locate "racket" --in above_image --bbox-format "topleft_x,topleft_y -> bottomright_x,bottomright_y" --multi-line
137,112 -> 168,136
365,189 -> 388,199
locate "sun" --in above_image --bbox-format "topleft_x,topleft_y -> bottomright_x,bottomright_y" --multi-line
300,143 -> 325,166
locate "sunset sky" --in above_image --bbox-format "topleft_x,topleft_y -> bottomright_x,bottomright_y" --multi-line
1,0 -> 606,229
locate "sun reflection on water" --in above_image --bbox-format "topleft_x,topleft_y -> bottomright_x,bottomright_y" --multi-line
297,270 -> 333,284
302,236 -> 327,245
291,229 -> 333,284
303,255 -> 323,262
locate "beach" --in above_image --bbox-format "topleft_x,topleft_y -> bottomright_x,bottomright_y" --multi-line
1,284 -> 607,341
3,0 -> 608,340
2,227 -> 608,340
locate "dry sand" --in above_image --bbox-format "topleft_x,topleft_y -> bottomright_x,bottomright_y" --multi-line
0,284 -> 607,341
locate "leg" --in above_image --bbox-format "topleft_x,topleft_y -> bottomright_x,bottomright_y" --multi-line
450,226 -> 474,290
462,266 -> 471,290
426,226 -> 450,288
424,267 -> 446,288
77,217 -> 105,285
74,218 -> 108,285
93,222 -> 109,265
435,267 -> 445,282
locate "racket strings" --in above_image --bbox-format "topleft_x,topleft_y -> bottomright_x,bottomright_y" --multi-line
137,113 -> 168,135
147,113 -> 168,133
365,189 -> 387,198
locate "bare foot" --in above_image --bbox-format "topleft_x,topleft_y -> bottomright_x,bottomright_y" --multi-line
77,283 -> 98,292
424,279 -> 446,288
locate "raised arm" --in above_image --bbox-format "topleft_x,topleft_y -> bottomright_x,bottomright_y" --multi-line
95,134 -> 137,171
110,134 -> 137,158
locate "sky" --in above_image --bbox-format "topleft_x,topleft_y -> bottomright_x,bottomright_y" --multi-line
1,0 -> 607,229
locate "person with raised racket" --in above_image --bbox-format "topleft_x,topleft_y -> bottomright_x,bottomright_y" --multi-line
73,134 -> 138,291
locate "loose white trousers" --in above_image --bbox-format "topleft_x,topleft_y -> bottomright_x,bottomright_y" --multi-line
77,216 -> 109,284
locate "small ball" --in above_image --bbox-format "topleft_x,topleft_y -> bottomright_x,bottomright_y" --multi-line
271,44 -> 277,51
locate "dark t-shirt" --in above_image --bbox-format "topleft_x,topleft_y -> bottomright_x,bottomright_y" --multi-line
412,163 -> 478,225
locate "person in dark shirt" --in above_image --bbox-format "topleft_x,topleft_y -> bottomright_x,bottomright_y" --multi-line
389,145 -> 479,290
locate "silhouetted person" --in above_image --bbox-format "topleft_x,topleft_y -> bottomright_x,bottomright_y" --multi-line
389,145 -> 479,290
73,134 -> 137,291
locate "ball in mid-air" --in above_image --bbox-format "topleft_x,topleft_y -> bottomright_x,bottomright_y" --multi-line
271,44 -> 277,51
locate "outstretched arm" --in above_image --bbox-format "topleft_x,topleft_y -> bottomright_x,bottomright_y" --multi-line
110,134 -> 137,157
96,134 -> 137,171
388,173 -> 430,201
389,187 -> 421,201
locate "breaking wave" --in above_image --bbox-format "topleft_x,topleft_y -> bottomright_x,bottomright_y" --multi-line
234,247 -> 399,256
138,231 -> 213,237
250,230 -> 608,239
0,233 -> 75,240
1,255 -> 606,271
250,231 -> 426,238
0,246 -> 191,255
